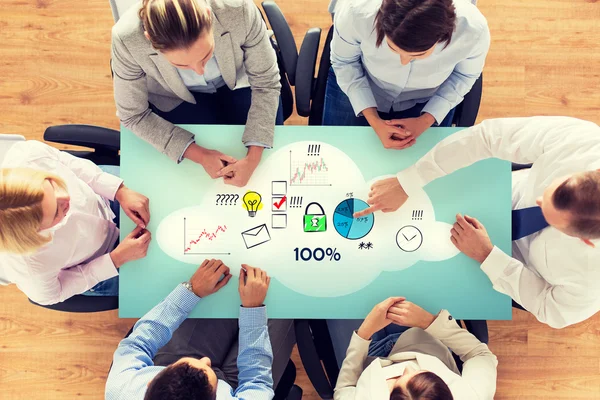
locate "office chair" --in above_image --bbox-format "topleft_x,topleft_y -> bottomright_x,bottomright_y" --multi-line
108,327 -> 303,399
262,1 -> 484,127
295,318 -> 489,399
0,127 -> 120,312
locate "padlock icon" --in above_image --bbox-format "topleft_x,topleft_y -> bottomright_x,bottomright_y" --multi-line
304,202 -> 327,232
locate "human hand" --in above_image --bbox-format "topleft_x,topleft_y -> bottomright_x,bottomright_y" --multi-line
238,264 -> 270,308
353,177 -> 409,217
451,214 -> 494,263
387,300 -> 436,330
189,259 -> 232,298
371,118 -> 415,150
115,185 -> 150,228
185,144 -> 237,179
110,226 -> 151,268
357,296 -> 405,340
386,113 -> 435,142
217,151 -> 261,188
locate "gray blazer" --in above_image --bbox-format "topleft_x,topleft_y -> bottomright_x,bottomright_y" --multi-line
111,0 -> 281,161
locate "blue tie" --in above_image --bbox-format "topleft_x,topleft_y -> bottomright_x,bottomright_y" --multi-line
512,206 -> 549,240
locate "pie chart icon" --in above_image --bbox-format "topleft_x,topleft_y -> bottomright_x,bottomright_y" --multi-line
333,199 -> 374,240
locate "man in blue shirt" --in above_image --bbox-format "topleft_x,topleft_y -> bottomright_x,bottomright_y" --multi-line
105,259 -> 294,399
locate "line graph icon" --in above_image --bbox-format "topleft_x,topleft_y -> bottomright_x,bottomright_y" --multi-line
183,217 -> 231,255
289,150 -> 331,186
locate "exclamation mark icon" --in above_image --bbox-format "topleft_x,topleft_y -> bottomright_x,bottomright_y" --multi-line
316,144 -> 320,155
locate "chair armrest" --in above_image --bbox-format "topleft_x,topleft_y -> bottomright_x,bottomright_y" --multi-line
44,124 -> 120,151
308,25 -> 334,126
462,320 -> 489,344
261,1 -> 298,85
454,74 -> 483,127
29,295 -> 119,313
512,163 -> 532,171
295,320 -> 336,399
296,27 -> 322,117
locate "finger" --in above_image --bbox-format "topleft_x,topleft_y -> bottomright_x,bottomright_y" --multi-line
243,264 -> 255,278
215,263 -> 230,277
385,296 -> 406,307
125,209 -> 145,228
450,235 -> 458,247
386,312 -> 404,324
215,273 -> 232,290
464,215 -> 483,229
388,127 -> 410,139
200,259 -> 210,269
267,276 -> 271,287
206,258 -> 217,270
453,222 -> 464,232
451,228 -> 460,237
354,204 -> 379,218
212,259 -> 223,271
395,139 -> 416,150
218,164 -> 236,177
220,154 -> 238,164
239,268 -> 246,286
127,226 -> 144,239
138,231 -> 151,243
136,206 -> 150,228
385,119 -> 404,126
456,214 -> 470,230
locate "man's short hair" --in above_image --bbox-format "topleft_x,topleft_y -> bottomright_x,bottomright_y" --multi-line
390,371 -> 454,399
552,170 -> 600,239
374,0 -> 456,52
144,362 -> 216,400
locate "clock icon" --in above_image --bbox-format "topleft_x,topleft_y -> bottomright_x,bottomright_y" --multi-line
396,225 -> 423,252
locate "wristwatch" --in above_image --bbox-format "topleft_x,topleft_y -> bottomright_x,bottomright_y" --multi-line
182,281 -> 194,293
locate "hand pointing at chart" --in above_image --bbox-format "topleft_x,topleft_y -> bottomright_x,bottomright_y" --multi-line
353,177 -> 409,218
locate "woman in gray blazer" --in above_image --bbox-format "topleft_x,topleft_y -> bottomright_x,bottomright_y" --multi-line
332,297 -> 497,399
111,0 -> 282,187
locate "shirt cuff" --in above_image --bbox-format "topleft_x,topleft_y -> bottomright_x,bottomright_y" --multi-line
396,165 -> 426,198
91,253 -> 120,283
480,246 -> 514,286
245,141 -> 270,149
239,306 -> 268,329
424,309 -> 455,337
178,138 -> 196,163
347,87 -> 378,117
421,96 -> 453,126
95,173 -> 124,201
167,284 -> 202,314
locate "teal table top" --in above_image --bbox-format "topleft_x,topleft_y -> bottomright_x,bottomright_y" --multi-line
119,125 -> 512,320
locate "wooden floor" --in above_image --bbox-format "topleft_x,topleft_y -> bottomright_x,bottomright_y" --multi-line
1,0 -> 599,399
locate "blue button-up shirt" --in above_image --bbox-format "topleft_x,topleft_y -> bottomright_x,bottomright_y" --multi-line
177,55 -> 227,94
331,0 -> 490,124
105,284 -> 274,400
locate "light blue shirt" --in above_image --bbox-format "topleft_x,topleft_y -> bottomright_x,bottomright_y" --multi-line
331,0 -> 490,123
105,284 -> 274,400
177,55 -> 226,94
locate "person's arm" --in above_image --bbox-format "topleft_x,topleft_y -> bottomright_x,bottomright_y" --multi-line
330,5 -> 377,116
333,331 -> 370,399
425,310 -> 497,399
25,254 -> 119,305
421,25 -> 490,125
240,0 -> 281,149
481,246 -> 596,329
105,284 -> 200,399
396,117 -> 599,196
111,28 -> 195,162
231,306 -> 275,399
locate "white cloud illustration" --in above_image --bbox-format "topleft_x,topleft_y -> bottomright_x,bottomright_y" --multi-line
156,142 -> 458,297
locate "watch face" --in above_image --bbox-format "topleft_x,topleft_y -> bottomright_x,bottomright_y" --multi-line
396,225 -> 423,252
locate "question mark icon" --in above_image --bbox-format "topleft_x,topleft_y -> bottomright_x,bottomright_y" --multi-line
233,194 -> 239,205
216,194 -> 222,205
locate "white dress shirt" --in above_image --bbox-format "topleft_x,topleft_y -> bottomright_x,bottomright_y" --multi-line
331,0 -> 490,123
397,117 -> 600,328
0,141 -> 123,305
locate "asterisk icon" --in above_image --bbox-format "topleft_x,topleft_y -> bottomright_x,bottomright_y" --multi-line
366,242 -> 373,249
358,242 -> 365,249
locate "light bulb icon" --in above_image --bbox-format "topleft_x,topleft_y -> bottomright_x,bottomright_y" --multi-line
242,191 -> 262,217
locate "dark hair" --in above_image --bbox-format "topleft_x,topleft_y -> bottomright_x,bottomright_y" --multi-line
374,0 -> 456,52
144,362 -> 216,400
140,0 -> 212,51
552,170 -> 600,239
390,371 -> 454,400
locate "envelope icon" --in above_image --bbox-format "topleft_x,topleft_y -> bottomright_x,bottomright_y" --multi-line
241,224 -> 271,249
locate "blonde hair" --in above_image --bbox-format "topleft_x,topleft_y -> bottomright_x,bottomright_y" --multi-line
140,0 -> 212,51
0,168 -> 67,254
